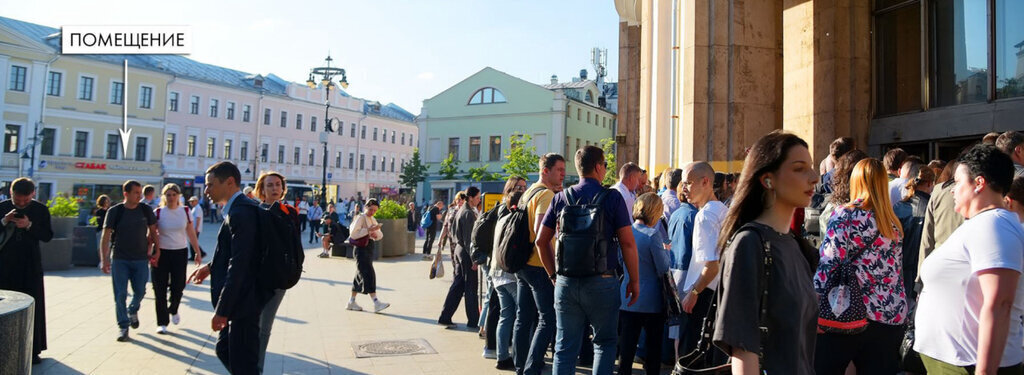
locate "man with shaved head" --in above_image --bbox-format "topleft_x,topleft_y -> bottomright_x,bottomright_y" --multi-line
612,162 -> 643,218
678,161 -> 728,356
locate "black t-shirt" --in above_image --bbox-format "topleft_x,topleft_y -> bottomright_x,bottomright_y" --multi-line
428,206 -> 440,230
713,222 -> 817,375
104,203 -> 157,260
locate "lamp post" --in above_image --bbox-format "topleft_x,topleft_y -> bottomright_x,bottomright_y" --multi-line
306,55 -> 349,210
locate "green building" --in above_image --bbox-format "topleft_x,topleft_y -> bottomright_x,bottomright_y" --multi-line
416,67 -> 615,203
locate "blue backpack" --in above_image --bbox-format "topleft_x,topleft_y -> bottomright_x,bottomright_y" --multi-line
420,208 -> 433,229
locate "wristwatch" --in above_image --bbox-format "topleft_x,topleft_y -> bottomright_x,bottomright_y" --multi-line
689,289 -> 700,297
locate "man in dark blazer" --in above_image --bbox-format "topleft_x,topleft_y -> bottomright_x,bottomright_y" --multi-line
188,161 -> 269,374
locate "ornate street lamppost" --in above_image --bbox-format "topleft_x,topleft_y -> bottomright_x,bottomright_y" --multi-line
306,55 -> 349,210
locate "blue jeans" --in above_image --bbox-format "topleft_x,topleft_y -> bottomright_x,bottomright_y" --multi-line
553,275 -> 621,375
495,281 -> 518,361
479,266 -> 492,327
112,259 -> 150,329
513,265 -> 556,375
258,289 -> 286,374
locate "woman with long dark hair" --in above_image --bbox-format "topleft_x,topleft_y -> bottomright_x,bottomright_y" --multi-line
346,198 -> 389,313
712,130 -> 820,374
487,176 -> 527,369
819,149 -> 869,233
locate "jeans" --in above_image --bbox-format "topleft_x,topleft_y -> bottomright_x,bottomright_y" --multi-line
151,248 -> 187,326
112,259 -> 150,329
514,265 -> 556,375
553,275 -> 620,375
423,227 -> 437,255
258,289 -> 286,374
496,282 -> 518,361
308,220 -> 321,243
479,266 -> 492,327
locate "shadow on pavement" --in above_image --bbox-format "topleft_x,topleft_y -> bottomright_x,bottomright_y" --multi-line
34,358 -> 86,375
385,313 -> 445,326
273,315 -> 307,325
133,333 -> 215,370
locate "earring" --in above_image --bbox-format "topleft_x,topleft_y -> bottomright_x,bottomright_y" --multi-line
765,178 -> 773,189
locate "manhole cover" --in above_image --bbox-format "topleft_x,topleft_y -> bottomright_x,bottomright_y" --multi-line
351,338 -> 437,358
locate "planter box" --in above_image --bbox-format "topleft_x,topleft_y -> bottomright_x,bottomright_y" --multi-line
50,217 -> 77,239
378,219 -> 408,257
71,227 -> 99,267
40,238 -> 72,271
406,230 -> 415,255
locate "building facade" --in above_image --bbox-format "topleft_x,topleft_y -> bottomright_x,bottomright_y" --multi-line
0,16 -> 416,209
416,67 -> 615,203
613,0 -> 1024,173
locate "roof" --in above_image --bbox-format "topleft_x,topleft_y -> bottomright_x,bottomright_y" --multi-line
542,80 -> 595,90
363,101 -> 416,123
602,82 -> 617,98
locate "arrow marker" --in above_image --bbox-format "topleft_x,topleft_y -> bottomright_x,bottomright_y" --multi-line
119,59 -> 131,158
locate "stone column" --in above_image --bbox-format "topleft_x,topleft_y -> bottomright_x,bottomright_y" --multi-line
0,290 -> 34,375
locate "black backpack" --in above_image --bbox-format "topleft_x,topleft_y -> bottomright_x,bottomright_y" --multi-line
471,203 -> 503,265
495,187 -> 547,273
255,202 -> 305,290
555,188 -> 612,277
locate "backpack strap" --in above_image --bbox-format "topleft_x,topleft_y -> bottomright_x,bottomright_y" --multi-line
731,224 -> 773,367
565,187 -> 579,206
591,188 -> 612,206
183,206 -> 191,224
521,186 -> 548,210
155,207 -> 161,221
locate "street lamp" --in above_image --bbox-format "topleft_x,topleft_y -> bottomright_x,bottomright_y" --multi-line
307,55 -> 349,210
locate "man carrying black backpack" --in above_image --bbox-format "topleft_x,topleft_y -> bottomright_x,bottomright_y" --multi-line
535,145 -> 640,375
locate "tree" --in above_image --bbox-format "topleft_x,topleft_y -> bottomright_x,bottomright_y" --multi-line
465,165 -> 503,182
399,148 -> 429,190
502,133 -> 539,179
438,152 -> 460,180
599,137 -> 617,186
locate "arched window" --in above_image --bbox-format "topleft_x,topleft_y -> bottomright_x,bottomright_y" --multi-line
585,90 -> 594,103
469,87 -> 507,105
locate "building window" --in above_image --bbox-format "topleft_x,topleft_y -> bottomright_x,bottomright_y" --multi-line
169,92 -> 179,112
585,90 -> 593,103
264,108 -> 271,125
209,99 -> 219,117
875,3 -> 921,115
78,76 -> 94,100
468,87 -> 507,104
335,151 -> 342,168
448,137 -> 459,161
293,147 -> 300,165
240,141 -> 248,161
107,82 -> 123,105
166,133 -> 175,155
996,0 -> 1024,99
190,96 -> 200,114
8,66 -> 26,91
931,0 -> 988,107
469,137 -> 481,161
187,135 -> 196,157
308,148 -> 315,166
361,125 -> 366,139
206,137 -> 216,158
371,155 -> 377,171
261,143 -> 269,162
587,111 -> 591,123
373,127 -> 378,141
360,154 -> 365,170
243,104 -> 251,122
47,71 -> 61,96
401,132 -> 406,145
278,145 -> 286,163
106,134 -> 119,159
489,136 -> 502,161
390,158 -> 395,172
381,157 -> 386,172
410,135 -> 414,145
74,131 -> 88,157
40,128 -> 55,156
135,137 -> 147,161
350,123 -> 356,137
223,139 -> 232,159
227,102 -> 235,120
139,86 -> 153,109
280,111 -> 288,128
577,108 -> 581,120
391,130 -> 396,144
3,125 -> 19,153
311,116 -> 318,132
576,138 -> 581,151
296,114 -> 303,130
349,153 -> 355,169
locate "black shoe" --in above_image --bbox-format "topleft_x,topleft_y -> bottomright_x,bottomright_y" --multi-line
31,355 -> 42,364
437,320 -> 457,329
495,358 -> 514,370
129,314 -> 139,329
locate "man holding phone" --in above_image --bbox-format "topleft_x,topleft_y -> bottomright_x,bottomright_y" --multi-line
100,180 -> 159,342
0,177 -> 53,364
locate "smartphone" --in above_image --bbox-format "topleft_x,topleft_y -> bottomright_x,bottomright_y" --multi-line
13,212 -> 24,219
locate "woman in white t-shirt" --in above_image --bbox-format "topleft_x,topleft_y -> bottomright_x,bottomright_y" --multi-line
187,196 -> 205,261
346,199 -> 388,313
915,145 -> 1024,373
151,184 -> 202,334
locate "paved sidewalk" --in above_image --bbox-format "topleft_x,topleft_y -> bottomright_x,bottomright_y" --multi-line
30,224 -> 656,374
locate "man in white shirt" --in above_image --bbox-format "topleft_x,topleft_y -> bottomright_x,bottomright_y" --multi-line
611,162 -> 642,218
678,161 -> 728,356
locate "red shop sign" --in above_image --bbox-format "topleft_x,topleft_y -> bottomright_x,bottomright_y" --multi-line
75,162 -> 107,170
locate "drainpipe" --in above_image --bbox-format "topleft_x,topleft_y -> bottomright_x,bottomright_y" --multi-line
32,55 -> 60,179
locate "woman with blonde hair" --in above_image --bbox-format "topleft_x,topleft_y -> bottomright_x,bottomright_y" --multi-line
814,158 -> 907,374
619,192 -> 671,375
151,183 -> 202,334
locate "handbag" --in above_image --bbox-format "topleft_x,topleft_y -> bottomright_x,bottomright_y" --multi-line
899,284 -> 926,373
816,225 -> 869,334
673,224 -> 772,375
647,239 -> 683,318
347,214 -> 371,248
429,254 -> 445,279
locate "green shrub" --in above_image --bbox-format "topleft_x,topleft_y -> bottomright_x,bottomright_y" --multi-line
47,196 -> 80,218
373,199 -> 408,220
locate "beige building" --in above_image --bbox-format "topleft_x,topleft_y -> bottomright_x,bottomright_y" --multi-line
614,0 -> 1024,173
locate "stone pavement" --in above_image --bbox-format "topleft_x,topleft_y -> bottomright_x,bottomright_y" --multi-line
28,223 -> 658,374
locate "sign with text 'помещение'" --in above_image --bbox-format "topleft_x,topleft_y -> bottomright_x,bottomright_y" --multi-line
61,25 -> 192,54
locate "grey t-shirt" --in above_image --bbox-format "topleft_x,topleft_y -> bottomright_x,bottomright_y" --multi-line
713,222 -> 818,375
104,203 -> 157,260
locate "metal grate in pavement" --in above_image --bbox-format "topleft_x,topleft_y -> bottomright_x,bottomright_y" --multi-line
351,338 -> 437,358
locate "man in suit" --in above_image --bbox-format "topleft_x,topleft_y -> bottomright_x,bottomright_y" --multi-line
188,161 -> 269,374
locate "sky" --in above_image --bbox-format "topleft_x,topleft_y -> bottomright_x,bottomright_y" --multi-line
4,0 -> 622,114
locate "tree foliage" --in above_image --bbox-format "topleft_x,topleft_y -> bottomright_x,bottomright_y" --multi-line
399,148 -> 429,190
465,165 -> 502,182
599,137 -> 617,186
502,133 -> 539,179
438,153 -> 461,180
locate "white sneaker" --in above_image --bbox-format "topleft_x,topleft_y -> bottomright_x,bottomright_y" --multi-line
482,348 -> 497,359
171,314 -> 180,325
346,301 -> 363,311
373,300 -> 391,313
156,326 -> 168,334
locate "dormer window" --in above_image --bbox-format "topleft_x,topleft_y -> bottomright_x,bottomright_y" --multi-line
585,90 -> 594,103
469,87 -> 506,105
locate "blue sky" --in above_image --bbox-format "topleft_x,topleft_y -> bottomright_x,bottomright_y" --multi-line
5,0 -> 621,114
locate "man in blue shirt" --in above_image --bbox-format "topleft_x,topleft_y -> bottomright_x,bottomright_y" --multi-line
666,184 -> 698,356
536,145 -> 640,375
